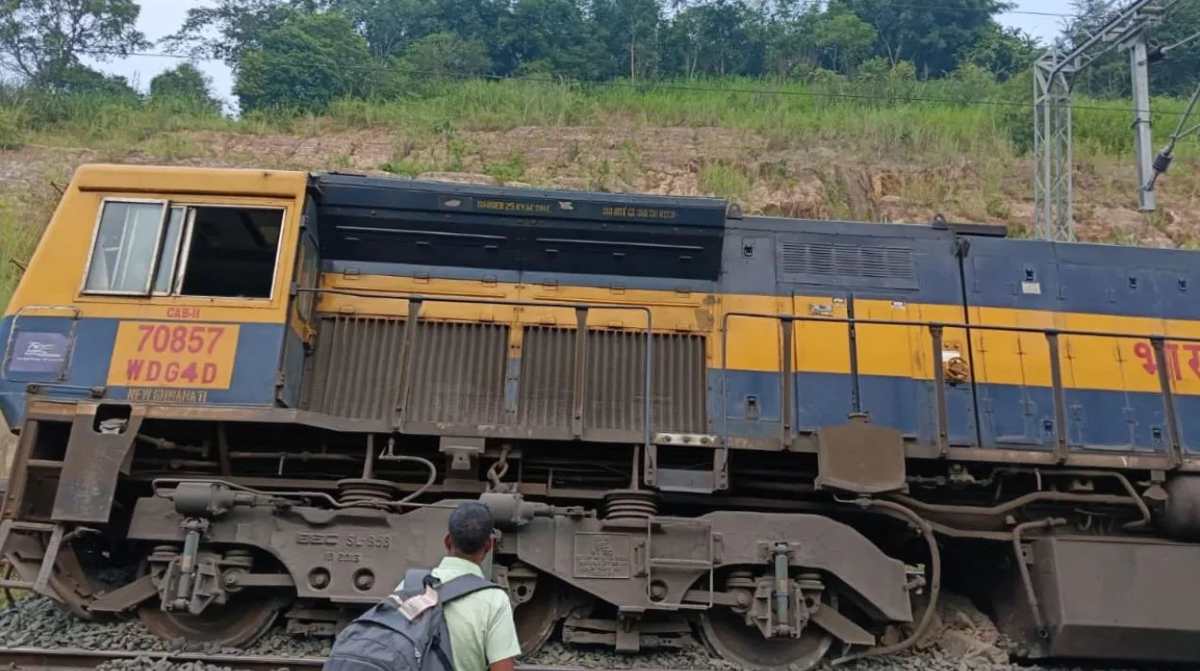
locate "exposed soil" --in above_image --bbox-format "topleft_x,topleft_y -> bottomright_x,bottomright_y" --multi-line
3,125 -> 1198,247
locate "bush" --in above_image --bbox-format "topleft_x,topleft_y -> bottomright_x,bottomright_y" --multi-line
0,106 -> 25,150
235,12 -> 374,113
149,63 -> 222,114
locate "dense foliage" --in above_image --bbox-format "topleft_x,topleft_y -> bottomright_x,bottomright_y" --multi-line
0,0 -> 1198,114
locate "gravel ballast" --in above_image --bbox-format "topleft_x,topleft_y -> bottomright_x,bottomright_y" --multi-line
0,595 -> 1169,671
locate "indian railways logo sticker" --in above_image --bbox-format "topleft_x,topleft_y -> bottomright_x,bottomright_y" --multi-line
106,321 -> 240,390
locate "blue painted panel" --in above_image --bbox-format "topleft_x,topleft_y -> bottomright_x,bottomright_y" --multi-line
712,367 -> 1181,454
966,236 -> 1060,310
0,316 -> 285,427
1053,241 -> 1200,319
713,369 -> 977,448
279,327 -> 305,408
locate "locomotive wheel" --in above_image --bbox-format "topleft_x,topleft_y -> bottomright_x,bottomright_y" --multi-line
699,606 -> 833,671
137,595 -> 280,648
512,575 -> 561,654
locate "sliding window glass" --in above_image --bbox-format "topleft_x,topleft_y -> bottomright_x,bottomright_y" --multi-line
83,201 -> 283,299
84,200 -> 168,294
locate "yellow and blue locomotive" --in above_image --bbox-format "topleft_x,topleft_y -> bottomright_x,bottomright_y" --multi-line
3,164 -> 1200,668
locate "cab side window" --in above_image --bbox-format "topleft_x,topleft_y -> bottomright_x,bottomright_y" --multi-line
84,200 -> 171,294
84,199 -> 283,299
178,207 -> 282,298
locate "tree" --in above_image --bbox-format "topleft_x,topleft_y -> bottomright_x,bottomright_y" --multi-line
330,0 -> 508,61
590,0 -> 664,80
1060,0 -> 1126,96
812,7 -> 877,74
0,0 -> 148,88
961,24 -> 1038,81
233,12 -> 374,112
665,0 -> 763,78
497,0 -> 604,79
165,0 -> 326,67
1145,3 -> 1200,97
149,63 -> 222,112
1057,0 -> 1200,98
54,63 -> 139,99
400,32 -> 491,79
833,0 -> 1010,76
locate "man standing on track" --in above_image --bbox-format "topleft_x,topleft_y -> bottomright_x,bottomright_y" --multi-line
424,501 -> 522,671
325,501 -> 521,671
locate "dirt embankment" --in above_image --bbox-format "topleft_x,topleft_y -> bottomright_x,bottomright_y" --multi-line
3,125 -> 1200,247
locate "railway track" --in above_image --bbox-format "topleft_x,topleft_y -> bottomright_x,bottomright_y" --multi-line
0,647 -> 624,671
0,646 -> 324,670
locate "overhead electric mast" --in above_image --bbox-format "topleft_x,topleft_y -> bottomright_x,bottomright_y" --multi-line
1033,0 -> 1179,241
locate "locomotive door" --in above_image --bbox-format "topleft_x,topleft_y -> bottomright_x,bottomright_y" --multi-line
962,236 -> 1060,451
779,228 -> 978,452
790,292 -> 854,435
789,292 -> 977,450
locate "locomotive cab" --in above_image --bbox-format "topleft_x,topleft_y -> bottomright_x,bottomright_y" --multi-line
0,164 -> 309,428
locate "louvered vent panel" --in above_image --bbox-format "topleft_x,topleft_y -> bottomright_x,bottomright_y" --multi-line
779,240 -> 918,290
305,317 -> 706,436
304,317 -> 508,424
517,327 -> 576,431
304,315 -> 407,421
518,328 -> 707,435
406,322 -> 508,425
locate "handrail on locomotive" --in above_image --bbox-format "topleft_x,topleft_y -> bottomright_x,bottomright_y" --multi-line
722,310 -> 1196,468
303,284 -> 1197,470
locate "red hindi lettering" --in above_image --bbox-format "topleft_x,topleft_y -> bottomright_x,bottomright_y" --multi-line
1167,343 -> 1184,381
1134,341 -> 1156,374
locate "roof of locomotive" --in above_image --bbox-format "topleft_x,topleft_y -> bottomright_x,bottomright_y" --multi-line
309,171 -> 731,229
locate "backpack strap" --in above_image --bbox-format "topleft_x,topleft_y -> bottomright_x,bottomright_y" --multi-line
435,574 -> 501,604
395,568 -> 437,600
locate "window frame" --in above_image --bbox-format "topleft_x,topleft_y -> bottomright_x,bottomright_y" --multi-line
295,231 -> 320,322
173,203 -> 286,301
80,198 -> 172,297
79,198 -> 288,302
151,206 -> 190,297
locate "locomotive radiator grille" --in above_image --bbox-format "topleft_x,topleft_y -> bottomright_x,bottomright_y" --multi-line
519,327 -> 707,435
406,321 -> 508,425
303,315 -> 707,437
304,314 -> 407,420
303,316 -> 508,424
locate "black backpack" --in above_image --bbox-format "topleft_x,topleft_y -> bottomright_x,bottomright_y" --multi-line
324,569 -> 501,671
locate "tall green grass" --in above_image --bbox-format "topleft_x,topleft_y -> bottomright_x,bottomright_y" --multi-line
0,187 -> 58,310
2,76 -> 1189,160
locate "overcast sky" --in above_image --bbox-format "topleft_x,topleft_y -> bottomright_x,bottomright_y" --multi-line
83,0 -> 1077,109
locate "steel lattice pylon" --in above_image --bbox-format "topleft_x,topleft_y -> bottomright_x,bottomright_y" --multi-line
1031,0 -> 1176,242
1034,51 -> 1075,242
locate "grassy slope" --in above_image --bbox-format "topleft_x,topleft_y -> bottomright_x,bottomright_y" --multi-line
2,77 -> 1200,307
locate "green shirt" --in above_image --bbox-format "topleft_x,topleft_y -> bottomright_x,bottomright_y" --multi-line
419,556 -> 521,671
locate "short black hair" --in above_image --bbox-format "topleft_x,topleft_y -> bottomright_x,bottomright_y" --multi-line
448,501 -> 494,555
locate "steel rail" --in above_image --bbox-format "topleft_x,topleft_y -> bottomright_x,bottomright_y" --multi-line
0,646 -> 326,670
0,646 -> 656,671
